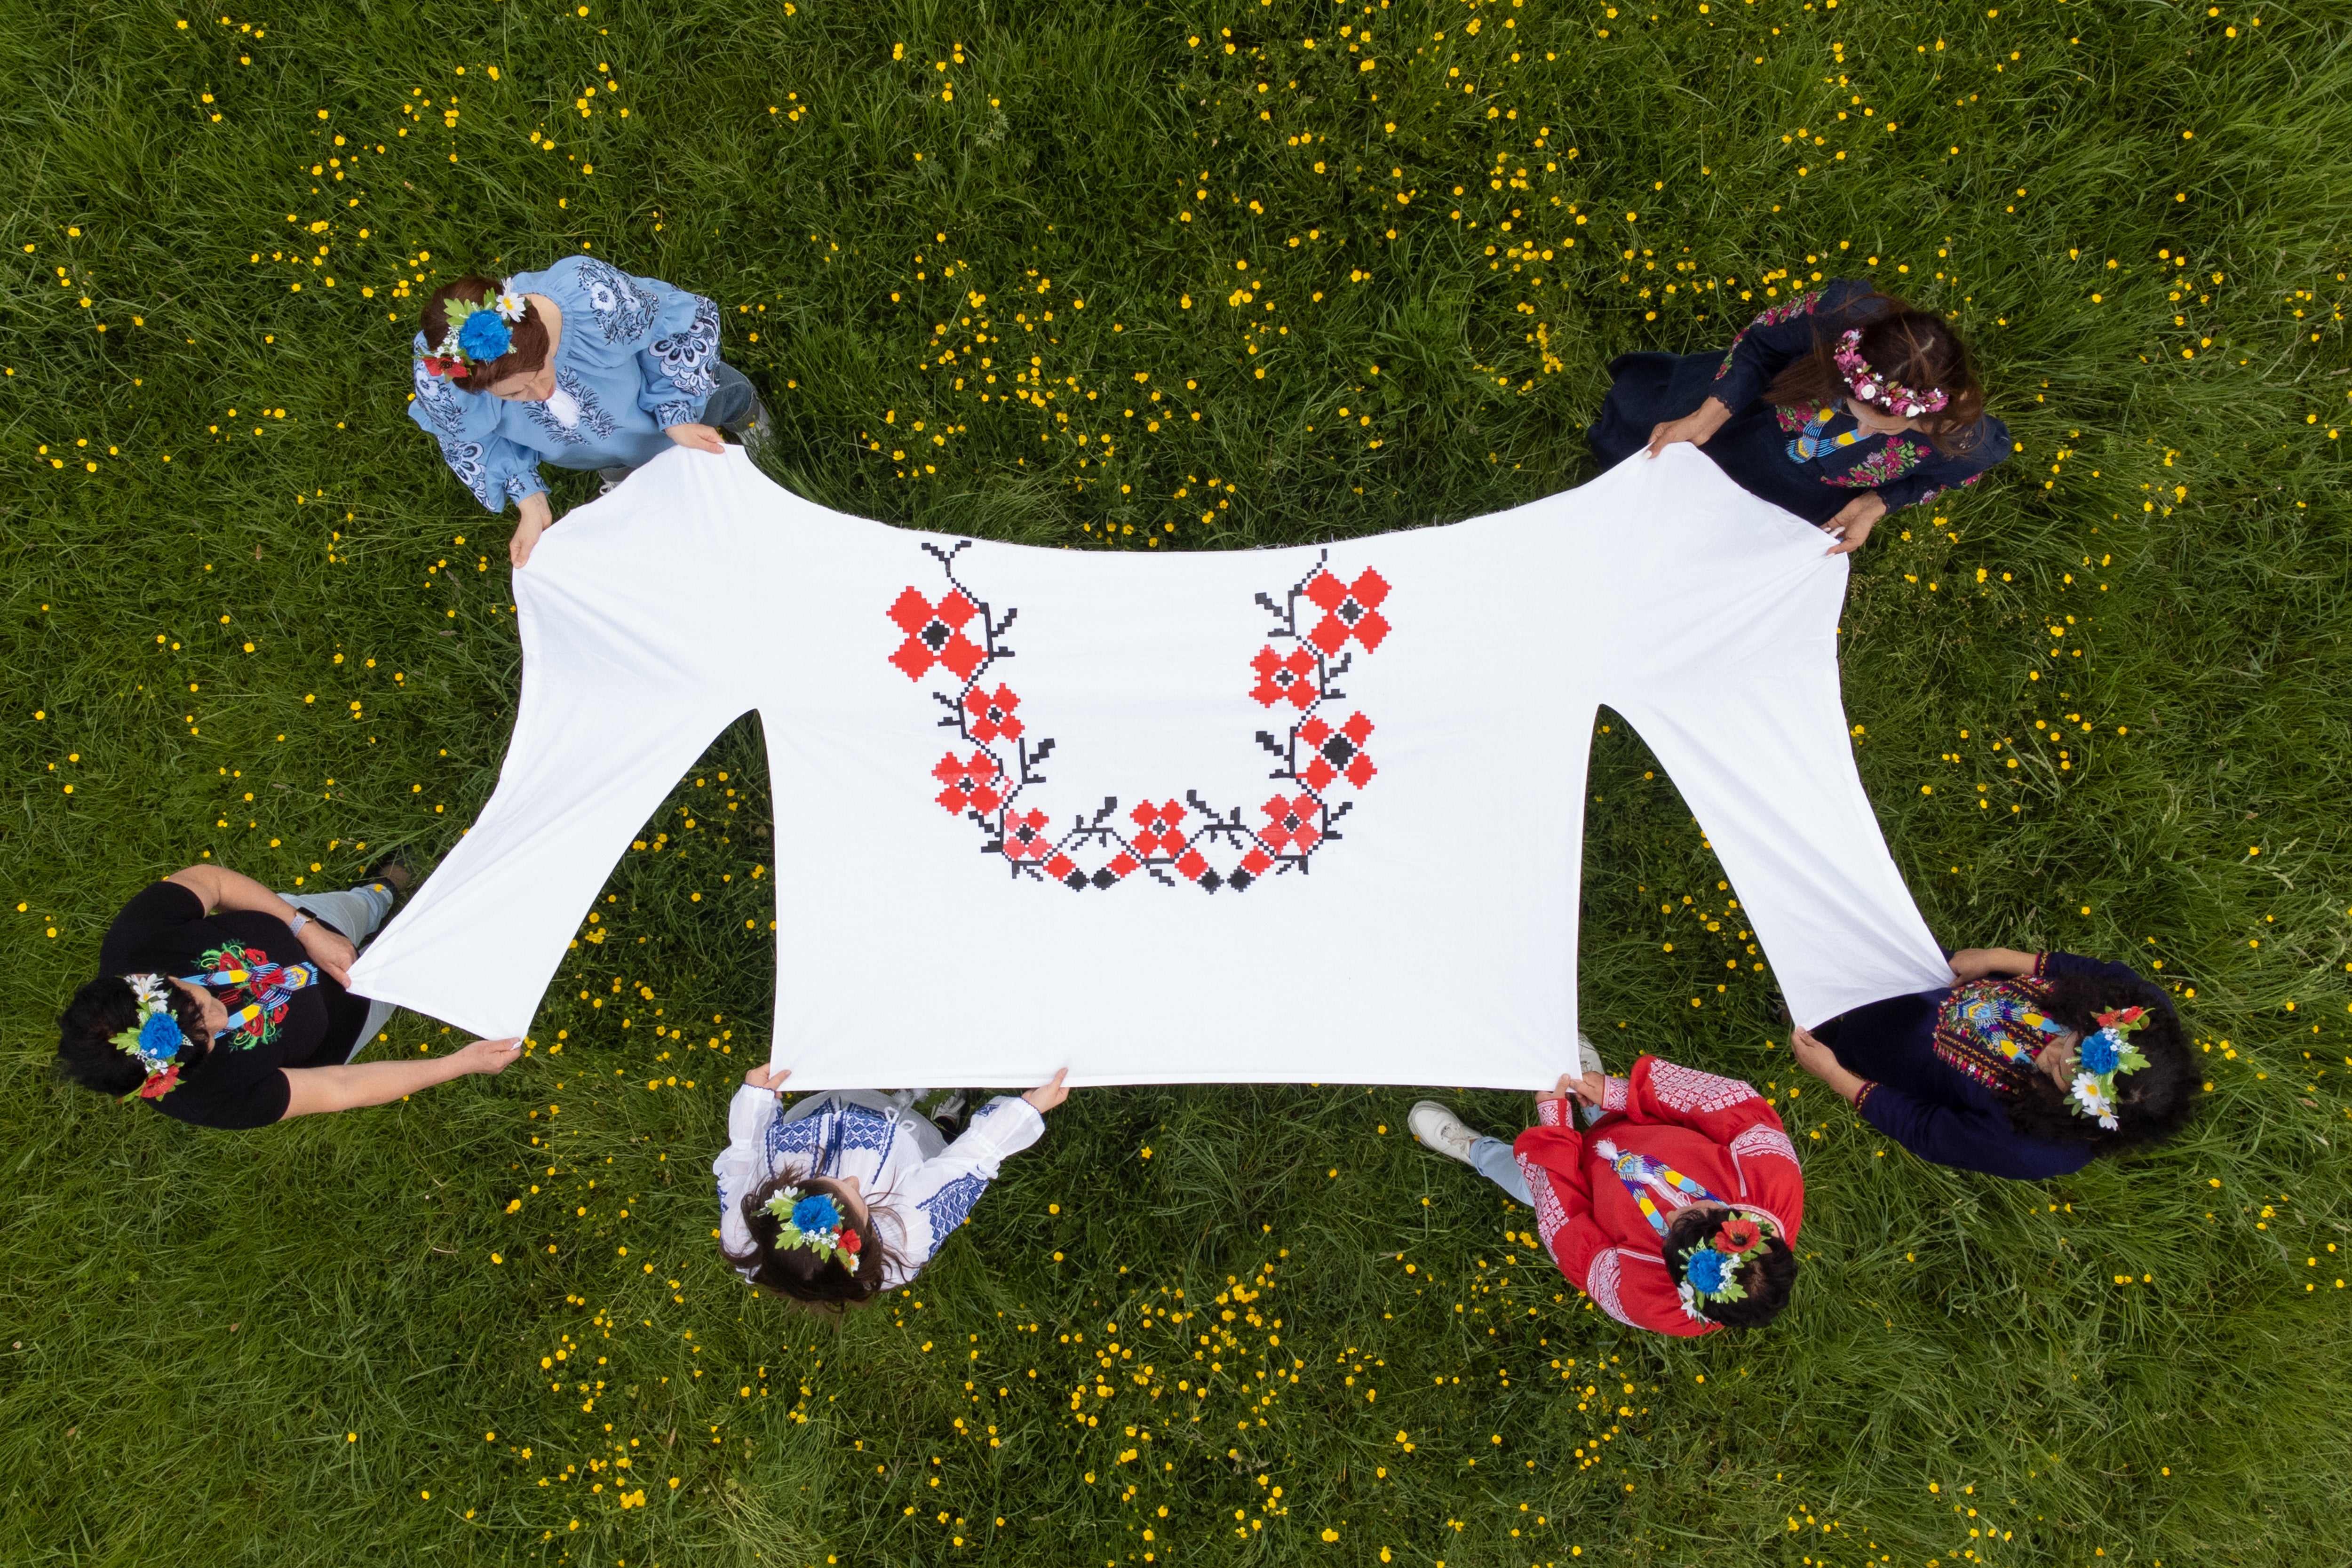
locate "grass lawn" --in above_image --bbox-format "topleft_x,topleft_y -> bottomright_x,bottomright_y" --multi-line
4,0 -> 2350,1562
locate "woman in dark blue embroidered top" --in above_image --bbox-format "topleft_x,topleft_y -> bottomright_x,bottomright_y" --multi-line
1785,947 -> 2200,1181
1586,277 -> 2010,554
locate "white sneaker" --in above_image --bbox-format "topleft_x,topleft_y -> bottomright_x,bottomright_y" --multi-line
1575,1033 -> 1609,1125
1408,1100 -> 1485,1167
1576,1032 -> 1606,1079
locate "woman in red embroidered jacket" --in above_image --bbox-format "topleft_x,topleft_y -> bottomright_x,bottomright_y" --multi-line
1412,1053 -> 1802,1336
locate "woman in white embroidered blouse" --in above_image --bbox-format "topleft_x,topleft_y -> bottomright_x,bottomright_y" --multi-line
714,1067 -> 1069,1306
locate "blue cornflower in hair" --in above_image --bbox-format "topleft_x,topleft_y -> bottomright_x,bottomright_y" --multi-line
457,309 -> 514,362
138,1011 -> 182,1059
1683,1246 -> 1729,1295
2078,1030 -> 2121,1075
791,1194 -> 842,1235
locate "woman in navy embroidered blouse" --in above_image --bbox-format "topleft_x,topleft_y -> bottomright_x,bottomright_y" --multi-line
1785,947 -> 2200,1181
1587,277 -> 2010,554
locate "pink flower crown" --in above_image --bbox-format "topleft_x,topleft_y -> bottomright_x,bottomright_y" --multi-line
1834,327 -> 1949,419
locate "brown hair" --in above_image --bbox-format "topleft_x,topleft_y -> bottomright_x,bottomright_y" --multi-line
1764,290 -> 1987,456
723,1169 -> 900,1310
421,275 -> 551,394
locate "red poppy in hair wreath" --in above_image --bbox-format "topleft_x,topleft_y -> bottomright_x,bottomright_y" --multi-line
884,542 -> 1391,893
1714,1216 -> 1764,1255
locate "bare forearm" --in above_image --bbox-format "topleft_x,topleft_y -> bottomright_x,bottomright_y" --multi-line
169,864 -> 299,923
280,1056 -> 468,1118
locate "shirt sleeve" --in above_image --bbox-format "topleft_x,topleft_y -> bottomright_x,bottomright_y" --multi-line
97,879 -> 208,973
406,350 -> 547,512
1855,1080 -> 2090,1180
1874,414 -> 2010,515
1618,1054 -> 1784,1146
713,1084 -> 785,1269
2036,948 -> 2155,992
153,1057 -> 292,1130
1708,278 -> 1870,413
892,1097 -> 1047,1274
632,279 -> 723,428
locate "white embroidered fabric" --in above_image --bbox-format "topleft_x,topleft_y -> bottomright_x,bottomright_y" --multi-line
542,385 -> 582,430
349,444 -> 1949,1088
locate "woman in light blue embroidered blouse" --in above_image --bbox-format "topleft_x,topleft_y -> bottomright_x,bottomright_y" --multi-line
406,256 -> 762,565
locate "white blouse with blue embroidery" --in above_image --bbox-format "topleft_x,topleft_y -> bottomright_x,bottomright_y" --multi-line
713,1086 -> 1046,1291
406,255 -> 723,512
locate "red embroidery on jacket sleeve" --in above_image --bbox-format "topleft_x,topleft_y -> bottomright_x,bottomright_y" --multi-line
1583,1249 -> 1635,1328
1524,1156 -> 1569,1250
1728,1122 -> 1800,1170
1647,1060 -> 1755,1115
1601,1075 -> 1630,1112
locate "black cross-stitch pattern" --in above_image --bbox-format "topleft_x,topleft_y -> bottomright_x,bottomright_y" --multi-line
884,543 -> 1392,892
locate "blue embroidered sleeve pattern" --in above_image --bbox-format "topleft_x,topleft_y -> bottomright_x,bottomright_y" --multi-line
647,295 -> 721,399
914,1174 -> 989,1254
648,402 -> 697,430
411,352 -> 473,437
573,258 -> 662,344
434,435 -> 501,511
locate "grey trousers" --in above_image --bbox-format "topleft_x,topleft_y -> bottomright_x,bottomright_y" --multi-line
281,881 -> 399,1063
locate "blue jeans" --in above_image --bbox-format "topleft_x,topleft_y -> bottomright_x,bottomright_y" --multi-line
702,361 -> 761,430
1470,1136 -> 1533,1204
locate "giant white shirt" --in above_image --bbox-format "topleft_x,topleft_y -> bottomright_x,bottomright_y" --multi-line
350,443 -> 1948,1089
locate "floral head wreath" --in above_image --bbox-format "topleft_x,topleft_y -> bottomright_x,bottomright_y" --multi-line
1834,327 -> 1949,419
111,974 -> 191,1102
417,283 -> 529,381
2066,1006 -> 2153,1131
1676,1211 -> 1775,1321
761,1186 -> 864,1271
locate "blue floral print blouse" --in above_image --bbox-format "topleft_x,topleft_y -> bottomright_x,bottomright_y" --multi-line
405,255 -> 722,512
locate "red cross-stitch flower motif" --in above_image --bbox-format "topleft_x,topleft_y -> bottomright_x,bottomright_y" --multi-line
1298,712 -> 1376,792
890,548 -> 1391,892
932,750 -> 1004,817
1303,568 -> 1392,655
1001,808 -> 1054,861
962,682 -> 1026,744
1129,799 -> 1189,858
888,587 -> 986,682
1248,645 -> 1320,710
1258,794 -> 1323,856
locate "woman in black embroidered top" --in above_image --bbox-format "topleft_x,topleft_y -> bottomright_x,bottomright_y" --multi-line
1586,278 -> 2011,554
1784,947 -> 2201,1181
